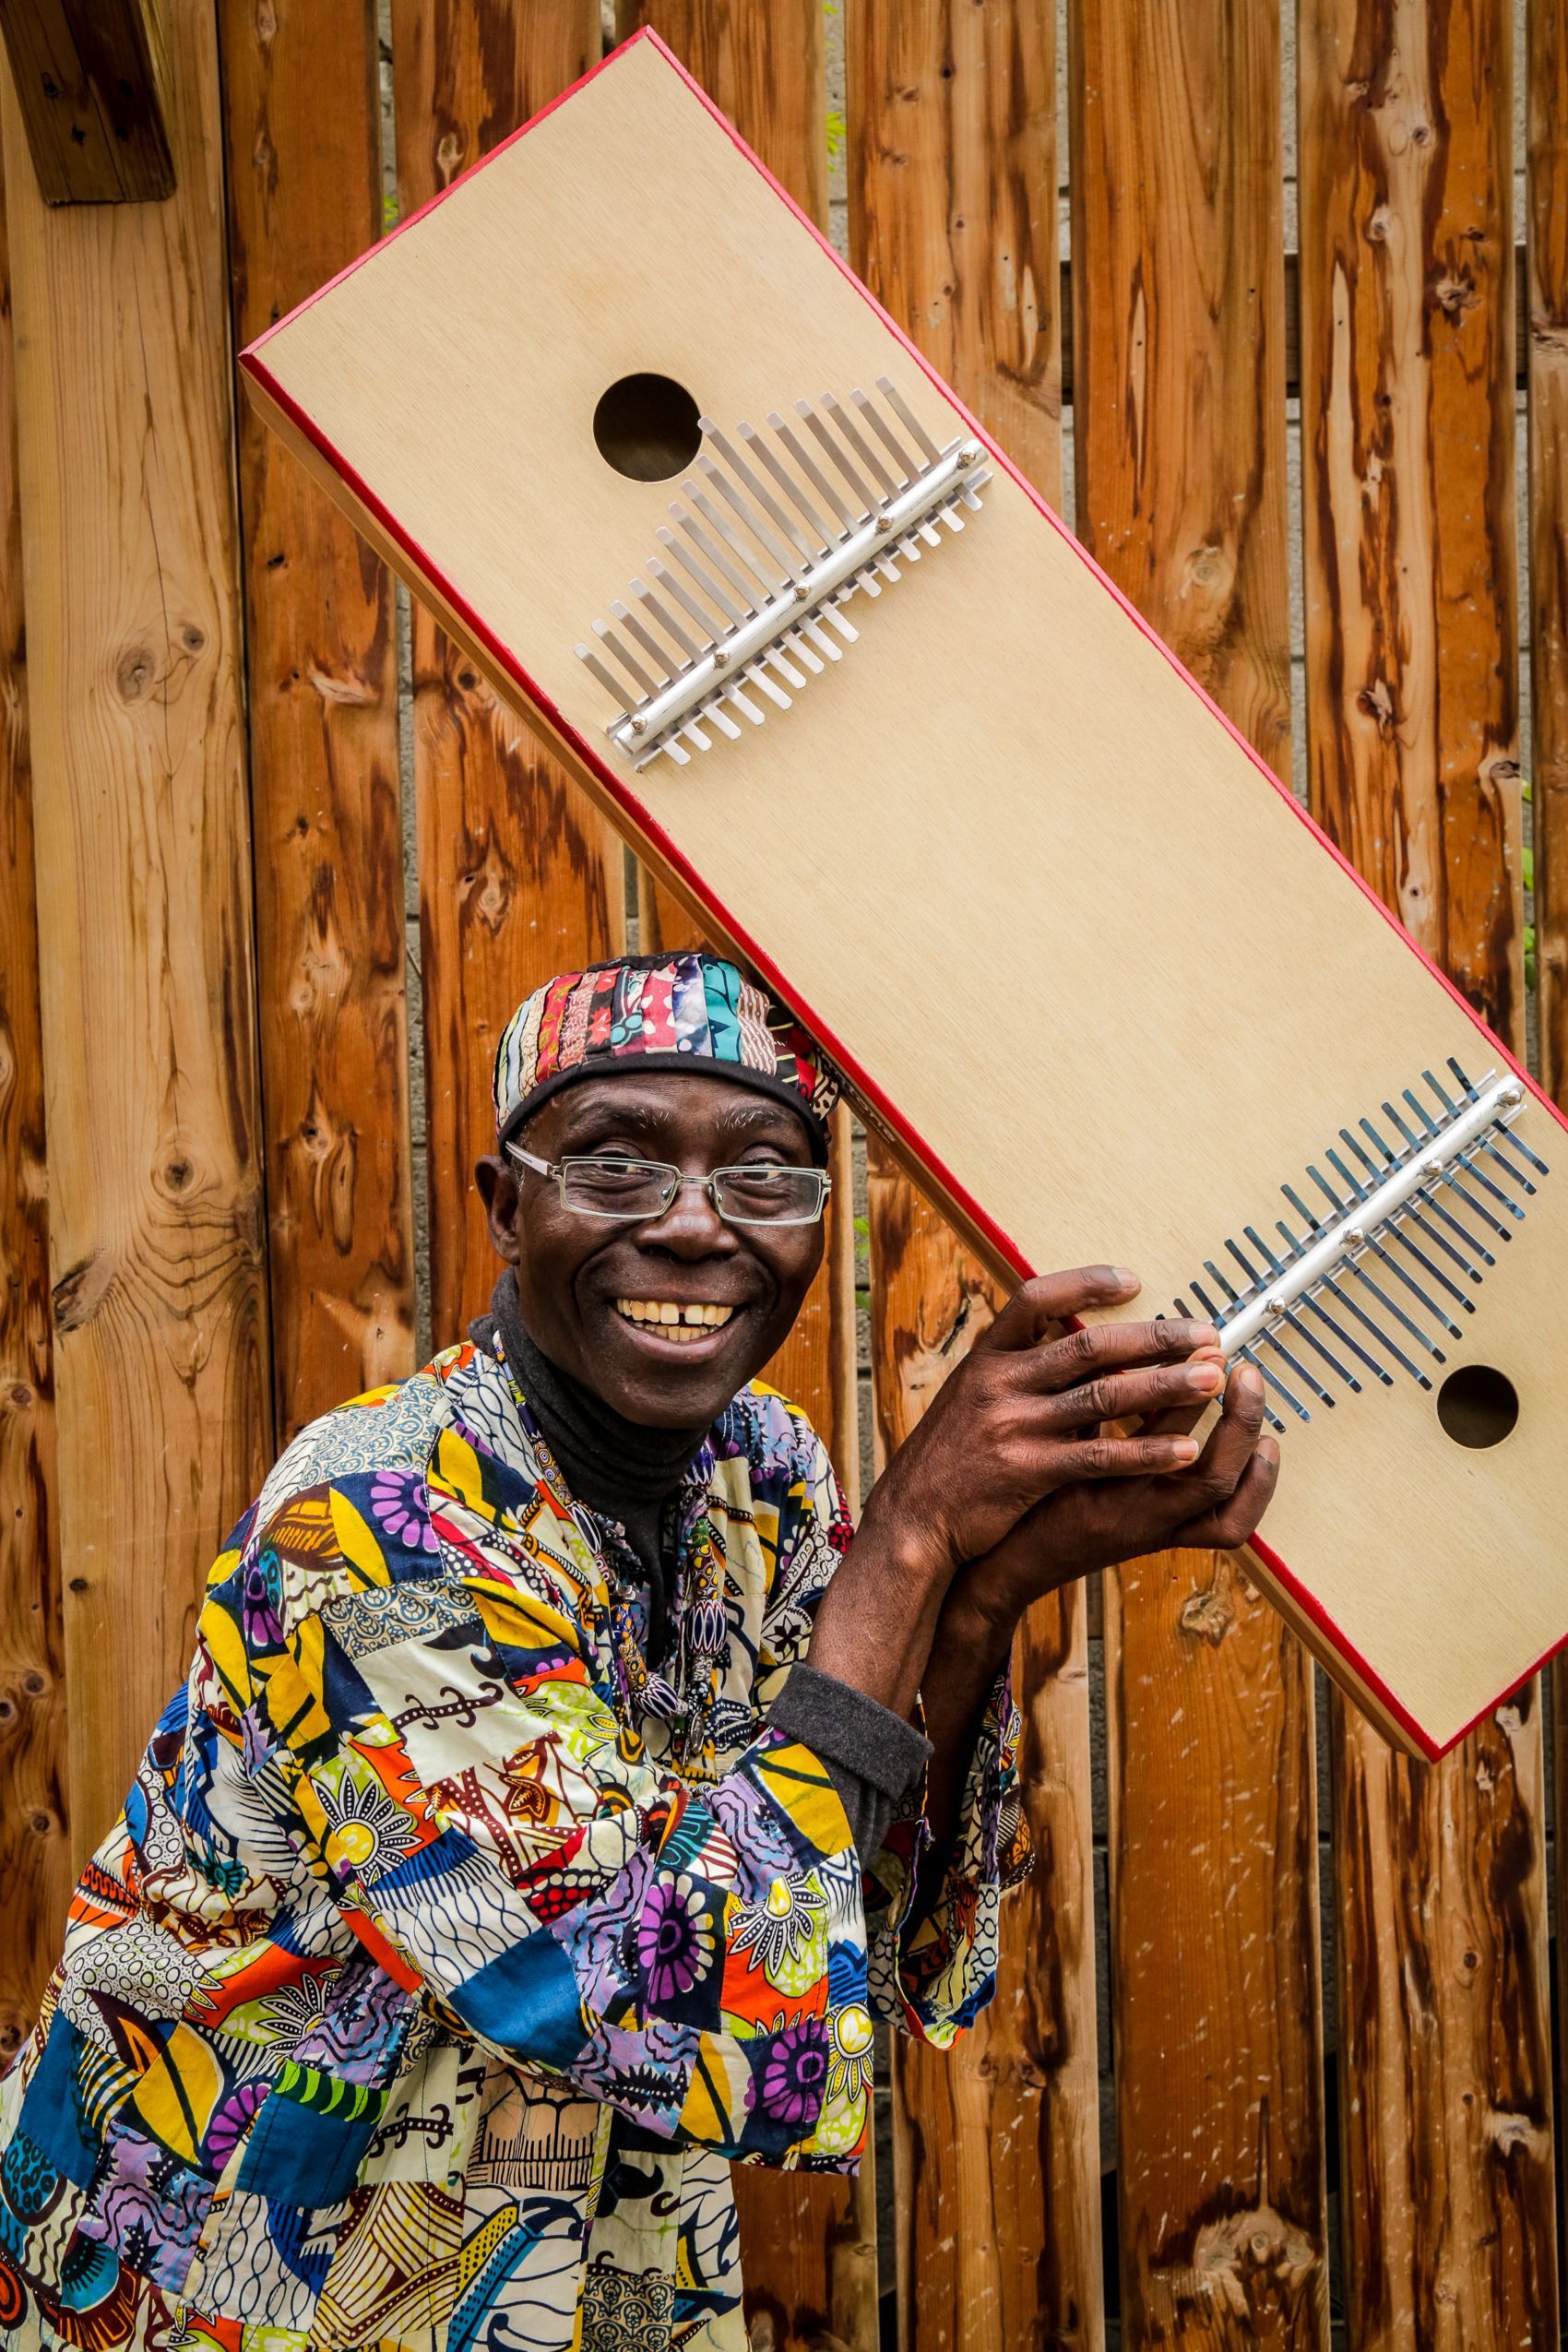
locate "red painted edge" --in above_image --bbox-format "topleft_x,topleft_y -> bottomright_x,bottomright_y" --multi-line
239,27 -> 1568,1757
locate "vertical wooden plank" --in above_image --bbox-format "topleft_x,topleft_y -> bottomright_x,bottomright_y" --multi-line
1,0 -> 271,1859
390,0 -> 625,1345
1528,0 -> 1568,2290
1069,1 -> 1330,2342
847,9 -> 1103,2347
220,0 -> 416,1438
618,12 -> 870,2344
0,124 -> 68,2058
1301,4 -> 1557,2342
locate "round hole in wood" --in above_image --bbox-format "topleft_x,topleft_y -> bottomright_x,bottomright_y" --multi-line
592,373 -> 703,481
1436,1363 -> 1519,1448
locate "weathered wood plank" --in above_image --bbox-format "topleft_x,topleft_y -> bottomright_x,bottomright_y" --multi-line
845,8 -> 1100,2347
1300,2 -> 1556,2340
390,0 -> 625,1346
617,10 -> 869,2340
0,0 -> 172,203
0,123 -> 67,2060
1068,0 -> 1328,2340
220,0 -> 416,1437
1,2 -> 270,1859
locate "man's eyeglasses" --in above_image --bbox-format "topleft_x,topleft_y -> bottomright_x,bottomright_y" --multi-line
505,1142 -> 831,1227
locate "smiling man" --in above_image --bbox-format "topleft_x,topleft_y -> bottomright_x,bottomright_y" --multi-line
0,952 -> 1277,2352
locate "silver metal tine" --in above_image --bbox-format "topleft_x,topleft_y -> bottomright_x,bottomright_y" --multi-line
800,616 -> 842,661
821,391 -> 900,502
702,699 -> 742,740
1241,1344 -> 1310,1422
592,618 -> 659,700
699,425 -> 815,563
781,628 -> 824,674
661,733 -> 691,765
764,644 -> 806,690
726,681 -> 766,725
1240,1227 -> 1361,1390
747,420 -> 836,550
1224,1238 -> 1333,1404
647,554 -> 723,642
800,398 -> 877,517
611,600 -> 676,682
696,458 -> 795,579
577,640 -> 636,704
681,718 -> 711,751
1400,1088 -> 1515,1236
875,374 -> 942,464
631,577 -> 702,664
672,504 -> 763,611
743,660 -> 790,710
852,386 -> 917,483
819,601 -> 859,642
769,410 -> 857,534
655,526 -> 746,625
689,477 -> 788,594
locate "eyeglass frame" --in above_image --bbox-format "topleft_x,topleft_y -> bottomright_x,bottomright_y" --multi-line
504,1139 -> 833,1227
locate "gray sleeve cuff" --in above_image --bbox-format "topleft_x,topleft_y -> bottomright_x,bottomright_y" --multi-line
768,1663 -> 932,1866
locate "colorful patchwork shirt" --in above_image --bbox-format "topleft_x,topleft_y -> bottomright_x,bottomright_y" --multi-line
0,1337 -> 1026,2350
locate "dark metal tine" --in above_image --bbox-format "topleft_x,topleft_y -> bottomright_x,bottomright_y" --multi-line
631,577 -> 702,663
1449,1147 -> 1526,1218
1318,1271 -> 1431,1385
1259,1323 -> 1336,1405
1345,1123 -> 1482,1285
1383,1214 -> 1472,1311
695,460 -> 795,581
1306,1162 -> 1351,1218
1498,1118 -> 1550,1176
591,618 -> 659,698
1190,1277 -> 1229,1324
767,411 -> 858,533
852,386 -> 917,482
875,374 -> 942,463
1241,1344 -> 1309,1422
674,504 -> 764,609
1298,1287 -> 1393,1385
744,421 -> 836,551
1476,1132 -> 1538,1194
1399,1088 -> 1512,1237
647,553 -> 724,640
701,424 -> 816,560
610,600 -> 676,681
1343,1257 -> 1444,1359
1324,1146 -> 1371,1205
655,527 -> 747,624
821,392 -> 899,500
1240,1228 -> 1361,1388
801,399 -> 877,516
1202,1260 -> 1244,1308
1361,1232 -> 1462,1336
1412,1182 -> 1496,1267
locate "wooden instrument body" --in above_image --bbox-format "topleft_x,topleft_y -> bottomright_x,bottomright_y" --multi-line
242,30 -> 1568,1761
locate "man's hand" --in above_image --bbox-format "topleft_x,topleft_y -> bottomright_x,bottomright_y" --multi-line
946,1350 -> 1279,1641
852,1265 -> 1233,1591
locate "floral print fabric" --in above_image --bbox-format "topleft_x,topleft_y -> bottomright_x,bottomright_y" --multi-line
0,1338 -> 1025,2349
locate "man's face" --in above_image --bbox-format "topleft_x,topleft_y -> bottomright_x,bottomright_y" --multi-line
476,1068 -> 826,1427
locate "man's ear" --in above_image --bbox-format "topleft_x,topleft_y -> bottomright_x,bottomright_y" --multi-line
475,1155 -> 522,1265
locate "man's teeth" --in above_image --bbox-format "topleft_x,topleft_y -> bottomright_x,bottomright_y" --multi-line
614,1299 -> 735,1345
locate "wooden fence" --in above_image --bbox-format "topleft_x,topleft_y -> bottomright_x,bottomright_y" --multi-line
0,0 -> 1562,2343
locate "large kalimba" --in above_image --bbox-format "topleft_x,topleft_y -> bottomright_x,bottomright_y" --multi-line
241,29 -> 1568,1761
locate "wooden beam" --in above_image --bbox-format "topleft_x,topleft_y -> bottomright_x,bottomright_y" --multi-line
1301,0 -> 1557,2337
0,120 -> 68,2062
0,2 -> 270,1859
219,0 -> 416,1437
390,0 -> 625,1347
1068,0 -> 1329,2337
844,6 -> 1100,2346
0,0 -> 172,203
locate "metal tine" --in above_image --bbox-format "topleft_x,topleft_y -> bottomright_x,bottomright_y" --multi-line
1416,1070 -> 1526,1219
1446,1057 -> 1548,1175
1272,1218 -> 1395,1384
1340,1125 -> 1476,1301
655,526 -> 747,626
769,410 -> 858,534
935,497 -> 968,533
695,460 -> 795,584
699,424 -> 817,564
742,660 -> 791,711
1476,1124 -> 1539,1194
1399,1088 -> 1515,1237
799,616 -> 843,661
1224,1239 -> 1334,1404
876,374 -> 942,464
1279,1188 -> 1431,1384
800,398 -> 877,518
681,718 -> 711,751
748,419 -> 838,549
591,618 -> 659,700
1323,1146 -> 1463,1336
631,577 -> 703,665
764,644 -> 806,690
610,600 -> 676,683
1238,1227 -> 1362,1390
660,733 -> 691,766
647,554 -> 725,642
822,392 -> 901,503
851,386 -> 917,484
725,680 -> 766,725
1241,1344 -> 1310,1422
697,696 -> 742,741
1372,1104 -> 1496,1266
672,502 -> 764,611
688,477 -> 789,597
780,628 -> 825,675
1304,1165 -> 1447,1360
577,640 -> 637,705
819,602 -> 860,641
1182,1282 -> 1287,1429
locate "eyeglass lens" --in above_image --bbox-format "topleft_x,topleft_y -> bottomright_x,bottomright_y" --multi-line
558,1157 -> 824,1223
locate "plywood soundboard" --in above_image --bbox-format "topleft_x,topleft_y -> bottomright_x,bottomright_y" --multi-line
241,28 -> 1568,1761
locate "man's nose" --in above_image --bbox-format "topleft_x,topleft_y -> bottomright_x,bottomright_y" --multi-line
638,1174 -> 734,1255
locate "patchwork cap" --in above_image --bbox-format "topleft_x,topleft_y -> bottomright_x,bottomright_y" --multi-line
493,953 -> 841,1158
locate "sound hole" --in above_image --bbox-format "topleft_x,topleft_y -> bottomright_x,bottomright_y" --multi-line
593,374 -> 703,481
1436,1363 -> 1519,1449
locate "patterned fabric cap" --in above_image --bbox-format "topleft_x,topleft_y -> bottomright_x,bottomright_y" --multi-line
493,953 -> 841,1157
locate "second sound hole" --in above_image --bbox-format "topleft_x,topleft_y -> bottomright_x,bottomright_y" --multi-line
1436,1363 -> 1519,1449
592,373 -> 703,482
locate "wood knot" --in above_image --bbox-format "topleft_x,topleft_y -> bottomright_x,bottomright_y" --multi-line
52,1251 -> 110,1331
7,1384 -> 31,1409
21,1671 -> 46,1697
115,645 -> 157,703
181,624 -> 207,655
1180,1579 -> 1236,1645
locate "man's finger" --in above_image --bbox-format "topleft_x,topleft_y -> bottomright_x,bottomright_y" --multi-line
1023,1352 -> 1227,1433
1171,1435 -> 1280,1549
1176,1362 -> 1268,1503
1048,1431 -> 1201,1481
980,1266 -> 1142,1351
1012,1315 -> 1220,1395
